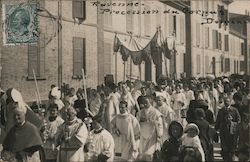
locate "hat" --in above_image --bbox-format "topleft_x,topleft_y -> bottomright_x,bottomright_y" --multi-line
7,88 -> 24,102
66,106 -> 77,115
51,87 -> 61,99
184,123 -> 199,135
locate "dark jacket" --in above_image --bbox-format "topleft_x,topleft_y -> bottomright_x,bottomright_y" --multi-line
194,119 -> 213,162
161,121 -> 183,162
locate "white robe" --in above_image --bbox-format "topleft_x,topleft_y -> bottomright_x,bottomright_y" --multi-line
137,107 -> 164,161
156,103 -> 175,142
111,113 -> 140,160
43,116 -> 64,160
57,118 -> 88,162
86,129 -> 115,162
182,134 -> 205,162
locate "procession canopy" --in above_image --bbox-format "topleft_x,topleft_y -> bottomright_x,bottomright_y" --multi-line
113,27 -> 176,65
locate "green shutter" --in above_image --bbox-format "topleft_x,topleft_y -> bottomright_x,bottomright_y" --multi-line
72,0 -> 85,19
73,37 -> 84,76
205,27 -> 209,48
196,22 -> 200,46
224,35 -> 229,51
28,45 -> 38,77
104,42 -> 112,74
38,33 -> 45,77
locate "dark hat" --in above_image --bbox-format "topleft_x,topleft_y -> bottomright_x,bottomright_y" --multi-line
108,83 -> 118,90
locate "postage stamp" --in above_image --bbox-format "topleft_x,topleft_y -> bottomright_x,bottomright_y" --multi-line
3,3 -> 38,45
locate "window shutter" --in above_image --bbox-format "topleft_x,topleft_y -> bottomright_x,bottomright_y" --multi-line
196,22 -> 200,46
126,2 -> 133,32
73,37 -> 85,76
218,33 -> 222,50
205,56 -> 209,73
241,43 -> 244,55
144,5 -> 151,36
104,42 -> 112,74
169,14 -> 174,36
38,33 -> 45,77
197,55 -> 201,74
240,61 -> 244,71
225,58 -> 230,72
205,27 -> 209,48
103,0 -> 112,27
224,35 -> 229,51
221,58 -> 224,72
180,16 -> 185,44
72,0 -> 86,19
28,45 -> 38,77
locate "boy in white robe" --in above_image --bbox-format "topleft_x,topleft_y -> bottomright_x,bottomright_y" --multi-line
42,104 -> 64,162
111,100 -> 140,161
85,115 -> 115,162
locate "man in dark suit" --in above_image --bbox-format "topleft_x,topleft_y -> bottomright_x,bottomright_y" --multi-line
215,96 -> 241,161
186,90 -> 214,124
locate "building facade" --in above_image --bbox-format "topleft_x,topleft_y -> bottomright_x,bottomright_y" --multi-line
0,0 -> 187,102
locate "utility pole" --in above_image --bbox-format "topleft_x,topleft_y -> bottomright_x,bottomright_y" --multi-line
58,0 -> 62,88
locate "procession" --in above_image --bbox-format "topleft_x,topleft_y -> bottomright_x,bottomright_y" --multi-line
0,0 -> 250,161
0,73 -> 249,162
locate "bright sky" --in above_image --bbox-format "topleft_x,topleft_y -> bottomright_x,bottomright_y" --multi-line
229,1 -> 250,14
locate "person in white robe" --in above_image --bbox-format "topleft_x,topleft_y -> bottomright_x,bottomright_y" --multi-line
42,104 -> 64,162
136,97 -> 164,162
56,106 -> 88,162
172,85 -> 186,120
104,87 -> 120,132
155,95 -> 175,142
120,85 -> 137,116
85,115 -> 115,162
111,100 -> 140,161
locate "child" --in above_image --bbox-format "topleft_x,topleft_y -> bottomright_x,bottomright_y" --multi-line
182,123 -> 205,161
161,121 -> 183,161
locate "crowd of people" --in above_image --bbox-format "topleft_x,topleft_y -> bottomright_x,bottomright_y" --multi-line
0,74 -> 249,162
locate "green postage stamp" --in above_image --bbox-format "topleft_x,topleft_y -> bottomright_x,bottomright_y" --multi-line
3,3 -> 38,45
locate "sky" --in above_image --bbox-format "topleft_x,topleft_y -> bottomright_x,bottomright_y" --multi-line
229,1 -> 250,15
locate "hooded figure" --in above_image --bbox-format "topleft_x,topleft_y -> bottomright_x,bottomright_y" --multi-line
182,123 -> 205,162
161,121 -> 183,161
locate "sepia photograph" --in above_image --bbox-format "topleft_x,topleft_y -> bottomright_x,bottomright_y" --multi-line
0,0 -> 249,161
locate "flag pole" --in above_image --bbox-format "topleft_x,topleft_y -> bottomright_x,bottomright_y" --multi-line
81,69 -> 94,117
33,69 -> 41,109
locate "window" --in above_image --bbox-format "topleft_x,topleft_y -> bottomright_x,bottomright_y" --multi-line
224,35 -> 229,51
103,42 -> 112,74
218,33 -> 222,50
28,34 -> 45,78
169,14 -> 176,36
126,0 -> 133,32
212,29 -> 218,49
144,5 -> 151,36
103,0 -> 112,27
73,37 -> 86,77
240,61 -> 245,72
205,27 -> 209,48
225,58 -> 230,72
72,0 -> 86,19
241,43 -> 245,55
196,22 -> 200,46
180,16 -> 185,44
205,56 -> 209,74
197,55 -> 201,74
221,57 -> 224,72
